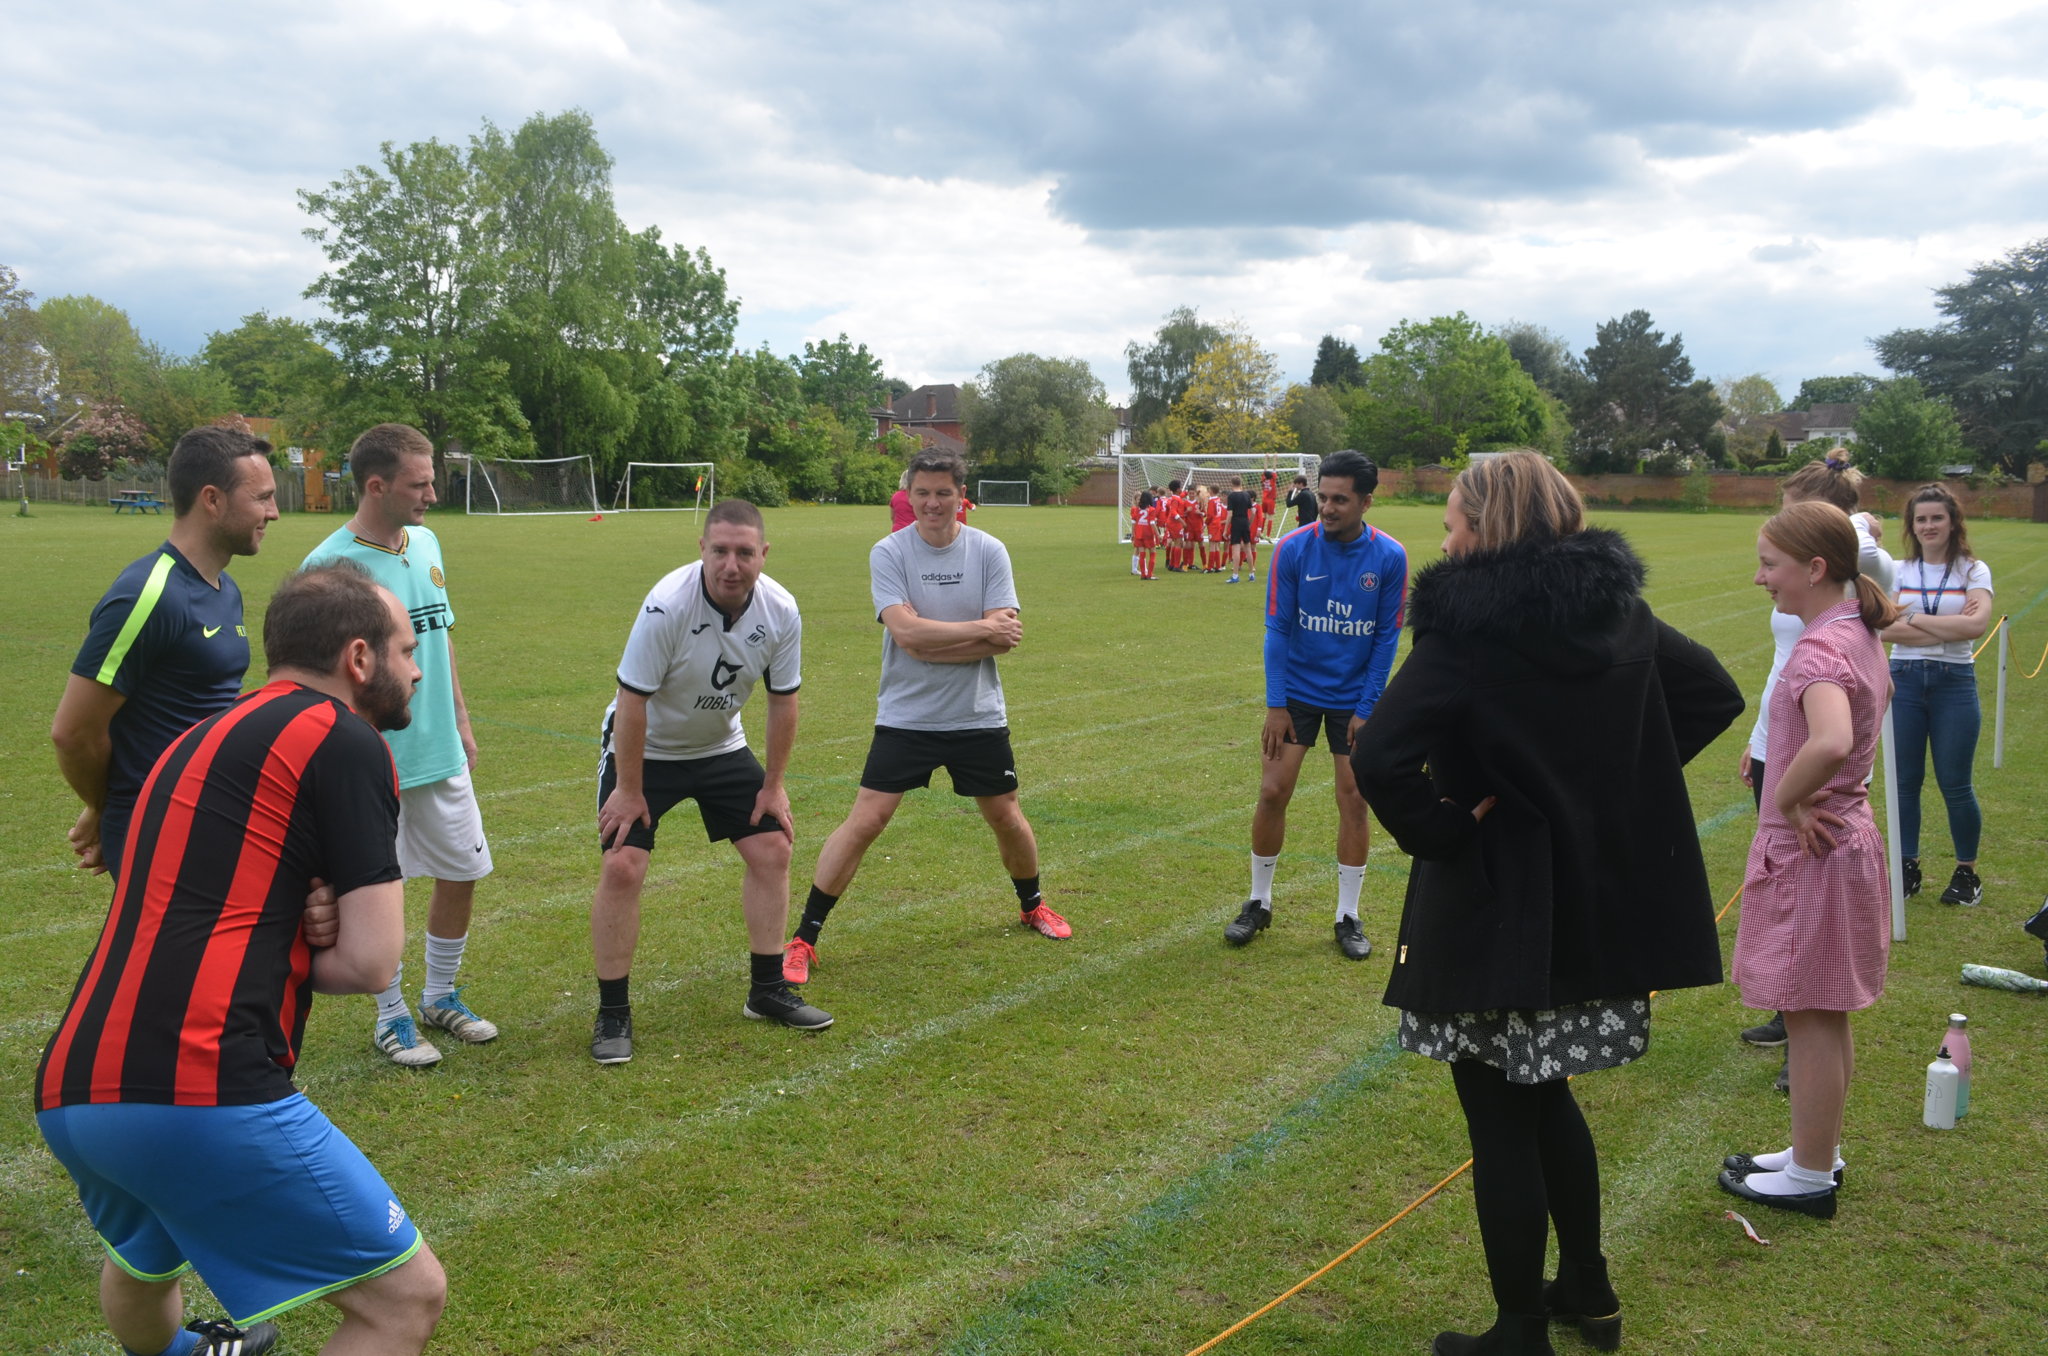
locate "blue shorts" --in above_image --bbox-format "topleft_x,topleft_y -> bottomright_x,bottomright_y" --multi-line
36,1093 -> 422,1325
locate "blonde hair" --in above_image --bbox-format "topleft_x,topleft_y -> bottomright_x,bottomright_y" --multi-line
1450,450 -> 1584,548
1760,500 -> 1901,631
1780,458 -> 1864,512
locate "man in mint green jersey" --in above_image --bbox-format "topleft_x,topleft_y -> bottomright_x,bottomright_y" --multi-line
304,423 -> 497,1069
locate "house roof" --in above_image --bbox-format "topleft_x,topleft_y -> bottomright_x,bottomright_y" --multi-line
881,384 -> 962,424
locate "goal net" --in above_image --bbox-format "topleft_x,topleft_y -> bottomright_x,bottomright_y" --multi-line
612,462 -> 716,515
1114,452 -> 1320,542
977,479 -> 1031,507
464,455 -> 600,516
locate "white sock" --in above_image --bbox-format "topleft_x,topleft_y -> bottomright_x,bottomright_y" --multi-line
422,932 -> 468,1004
1748,1145 -> 1844,1173
1336,863 -> 1366,922
1131,553 -> 1140,574
1739,1163 -> 1834,1196
375,965 -> 409,1024
1250,853 -> 1279,907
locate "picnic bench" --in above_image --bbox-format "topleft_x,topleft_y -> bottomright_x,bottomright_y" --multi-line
111,491 -> 166,514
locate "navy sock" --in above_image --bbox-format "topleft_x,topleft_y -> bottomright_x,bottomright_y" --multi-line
796,886 -> 838,944
126,1329 -> 200,1356
749,952 -> 784,991
1013,875 -> 1042,909
598,975 -> 630,1015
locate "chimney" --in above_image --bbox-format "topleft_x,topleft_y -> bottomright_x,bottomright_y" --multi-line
926,391 -> 938,419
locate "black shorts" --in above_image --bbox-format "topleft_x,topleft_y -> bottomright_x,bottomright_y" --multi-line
596,746 -> 782,850
1286,703 -> 1357,757
861,725 -> 1020,798
1229,522 -> 1253,545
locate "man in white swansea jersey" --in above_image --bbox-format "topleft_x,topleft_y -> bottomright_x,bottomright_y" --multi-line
586,499 -> 828,1063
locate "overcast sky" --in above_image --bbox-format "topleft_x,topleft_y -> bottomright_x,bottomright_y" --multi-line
5,0 -> 2045,403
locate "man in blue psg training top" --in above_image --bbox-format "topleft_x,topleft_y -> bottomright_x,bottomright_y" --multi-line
1226,450 -> 1407,960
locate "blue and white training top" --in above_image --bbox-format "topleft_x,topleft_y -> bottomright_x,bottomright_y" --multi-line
1263,521 -> 1408,719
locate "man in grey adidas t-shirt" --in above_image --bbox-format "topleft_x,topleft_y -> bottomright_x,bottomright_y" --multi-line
784,450 -> 1072,989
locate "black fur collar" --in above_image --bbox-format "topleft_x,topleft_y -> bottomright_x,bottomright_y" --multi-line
1409,527 -> 1646,651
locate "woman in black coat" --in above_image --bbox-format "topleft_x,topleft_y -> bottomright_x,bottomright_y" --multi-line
1352,452 -> 1743,1356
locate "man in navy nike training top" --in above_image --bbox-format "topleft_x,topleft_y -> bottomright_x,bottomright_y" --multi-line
1226,450 -> 1407,960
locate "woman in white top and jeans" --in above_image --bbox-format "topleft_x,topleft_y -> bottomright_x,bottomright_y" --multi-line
1882,483 -> 1993,906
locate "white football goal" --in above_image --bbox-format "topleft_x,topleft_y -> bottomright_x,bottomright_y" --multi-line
976,479 -> 1032,507
612,462 -> 716,515
463,454 -> 600,516
1114,452 -> 1320,543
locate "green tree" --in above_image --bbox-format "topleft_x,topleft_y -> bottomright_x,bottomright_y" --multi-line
1719,373 -> 1782,418
1125,305 -> 1223,432
794,334 -> 888,424
1344,313 -> 1552,467
1872,236 -> 2048,474
1496,320 -> 1588,405
629,228 -> 738,368
300,133 -> 526,457
1573,309 -> 1722,471
1854,378 -> 1966,481
961,352 -> 1114,497
1278,382 -> 1345,459
1,265 -> 57,418
37,295 -> 147,406
1309,335 -> 1362,388
1168,326 -> 1293,462
1793,374 -> 1879,409
202,312 -> 341,417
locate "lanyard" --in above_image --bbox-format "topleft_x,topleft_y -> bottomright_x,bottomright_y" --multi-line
1907,559 -> 1956,618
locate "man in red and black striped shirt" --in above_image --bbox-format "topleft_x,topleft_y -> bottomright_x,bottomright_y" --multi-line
35,562 -> 448,1356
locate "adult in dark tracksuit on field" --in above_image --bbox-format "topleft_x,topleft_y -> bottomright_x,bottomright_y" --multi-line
1226,450 -> 1407,960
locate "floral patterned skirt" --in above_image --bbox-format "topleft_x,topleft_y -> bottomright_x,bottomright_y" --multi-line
1399,997 -> 1651,1085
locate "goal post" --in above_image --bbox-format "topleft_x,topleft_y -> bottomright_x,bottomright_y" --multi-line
976,479 -> 1032,507
612,462 -> 716,515
1114,452 -> 1320,542
464,454 -> 600,516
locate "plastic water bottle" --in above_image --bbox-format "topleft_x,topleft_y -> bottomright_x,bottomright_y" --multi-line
1944,1014 -> 1972,1118
1923,1046 -> 1960,1130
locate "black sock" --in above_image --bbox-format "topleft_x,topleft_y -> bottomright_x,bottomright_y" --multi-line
598,975 -> 630,1015
1013,875 -> 1042,909
796,885 -> 838,944
750,952 -> 785,992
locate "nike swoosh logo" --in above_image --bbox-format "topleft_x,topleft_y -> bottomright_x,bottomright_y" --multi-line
203,625 -> 222,637
1304,574 -> 1327,582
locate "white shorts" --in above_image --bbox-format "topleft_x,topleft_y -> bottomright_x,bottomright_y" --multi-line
396,770 -> 494,882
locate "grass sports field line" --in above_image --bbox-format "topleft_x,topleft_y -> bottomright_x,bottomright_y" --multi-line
937,1034 -> 1411,1356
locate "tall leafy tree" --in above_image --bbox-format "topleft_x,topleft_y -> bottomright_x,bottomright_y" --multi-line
1278,382 -> 1346,459
1854,378 -> 1966,480
1125,305 -> 1223,432
1573,310 -> 1721,471
630,227 -> 738,368
202,311 -> 341,417
961,352 -> 1115,496
1309,335 -> 1362,388
1718,373 -> 1782,418
1793,374 -> 1879,409
1168,326 -> 1294,460
794,333 -> 888,424
1496,320 -> 1588,405
1345,313 -> 1553,467
299,134 -> 527,457
37,295 -> 147,406
1871,236 -> 2048,473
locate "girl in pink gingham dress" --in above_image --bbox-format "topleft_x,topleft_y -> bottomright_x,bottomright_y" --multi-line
1721,501 -> 1902,1221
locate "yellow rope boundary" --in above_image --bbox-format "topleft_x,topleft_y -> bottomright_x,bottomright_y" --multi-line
1970,614 -> 2006,662
1184,882 -> 1749,1353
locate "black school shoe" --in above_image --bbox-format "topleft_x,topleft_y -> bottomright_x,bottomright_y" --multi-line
1718,1167 -> 1837,1219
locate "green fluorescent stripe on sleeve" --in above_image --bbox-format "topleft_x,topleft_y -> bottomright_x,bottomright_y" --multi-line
94,554 -> 177,686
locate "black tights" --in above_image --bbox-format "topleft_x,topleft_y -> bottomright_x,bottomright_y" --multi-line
1449,1059 -> 1605,1315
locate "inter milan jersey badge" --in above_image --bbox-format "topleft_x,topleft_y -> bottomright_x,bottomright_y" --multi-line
430,565 -> 446,588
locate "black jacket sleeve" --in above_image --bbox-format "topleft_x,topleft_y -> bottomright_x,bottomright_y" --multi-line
1350,634 -> 1477,861
1651,618 -> 1745,765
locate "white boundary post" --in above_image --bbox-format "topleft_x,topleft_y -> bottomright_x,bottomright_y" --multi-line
1882,703 -> 1906,942
1993,621 -> 2009,769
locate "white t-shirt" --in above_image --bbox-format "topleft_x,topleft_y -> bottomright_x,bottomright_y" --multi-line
1891,557 -> 1993,666
605,563 -> 802,761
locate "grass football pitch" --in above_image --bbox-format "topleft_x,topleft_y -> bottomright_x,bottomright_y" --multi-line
3,499 -> 2046,1354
